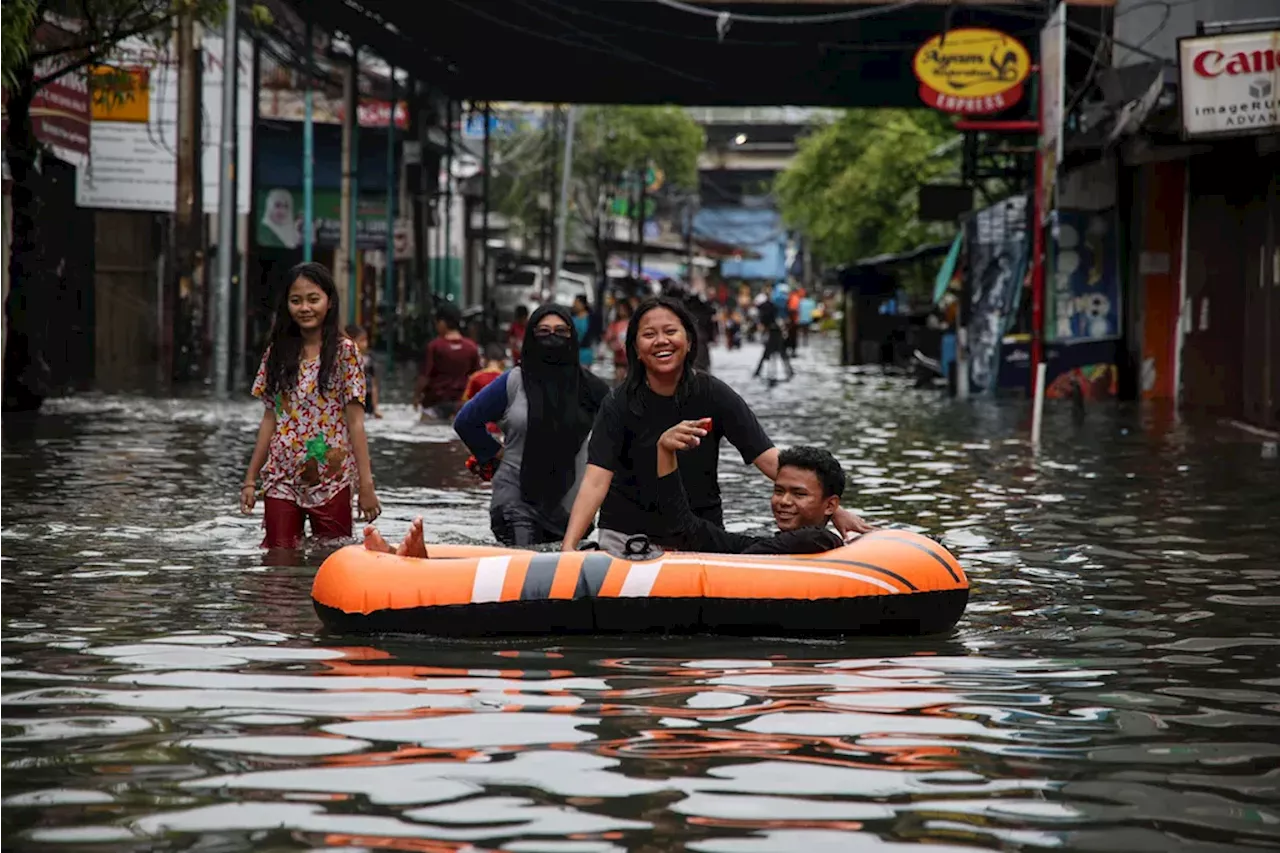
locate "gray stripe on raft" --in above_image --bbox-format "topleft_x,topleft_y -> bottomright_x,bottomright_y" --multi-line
576,554 -> 613,599
521,554 -> 560,601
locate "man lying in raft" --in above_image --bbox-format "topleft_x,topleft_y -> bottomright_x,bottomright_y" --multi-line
361,417 -> 852,559
654,418 -> 844,555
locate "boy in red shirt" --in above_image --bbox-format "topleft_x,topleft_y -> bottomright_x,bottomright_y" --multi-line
417,302 -> 481,421
462,343 -> 507,436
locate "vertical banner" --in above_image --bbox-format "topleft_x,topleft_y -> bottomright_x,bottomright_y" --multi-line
1039,2 -> 1067,223
967,195 -> 1030,393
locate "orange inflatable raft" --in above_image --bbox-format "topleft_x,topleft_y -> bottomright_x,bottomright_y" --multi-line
312,530 -> 968,637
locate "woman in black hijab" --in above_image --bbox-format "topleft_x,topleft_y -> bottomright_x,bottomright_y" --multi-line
454,304 -> 611,545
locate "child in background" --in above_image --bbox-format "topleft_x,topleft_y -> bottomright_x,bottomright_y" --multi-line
508,305 -> 528,366
242,262 -> 381,548
344,324 -> 382,419
463,342 -> 507,436
603,298 -> 632,384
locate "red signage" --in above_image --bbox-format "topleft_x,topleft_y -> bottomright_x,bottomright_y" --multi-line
1190,46 -> 1280,77
29,22 -> 91,159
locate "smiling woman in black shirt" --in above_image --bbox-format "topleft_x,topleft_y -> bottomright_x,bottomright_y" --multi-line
561,296 -> 871,553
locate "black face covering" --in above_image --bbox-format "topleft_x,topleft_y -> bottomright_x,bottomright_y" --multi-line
520,305 -> 610,511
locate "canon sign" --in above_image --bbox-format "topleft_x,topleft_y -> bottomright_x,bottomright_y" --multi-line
1179,29 -> 1280,137
1191,47 -> 1280,78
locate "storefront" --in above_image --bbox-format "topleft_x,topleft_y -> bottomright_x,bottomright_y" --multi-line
1176,28 -> 1280,430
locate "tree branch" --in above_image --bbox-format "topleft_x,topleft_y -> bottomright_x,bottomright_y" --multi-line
31,12 -> 176,90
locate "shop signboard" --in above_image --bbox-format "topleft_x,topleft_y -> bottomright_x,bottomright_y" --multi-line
257,186 -> 407,254
76,34 -> 253,213
912,28 -> 1031,114
1046,208 -> 1121,343
11,21 -> 93,166
1178,29 -> 1280,138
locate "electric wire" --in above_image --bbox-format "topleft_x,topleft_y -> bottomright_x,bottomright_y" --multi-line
652,0 -> 930,26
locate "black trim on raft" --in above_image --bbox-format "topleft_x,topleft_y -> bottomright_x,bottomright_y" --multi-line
314,588 -> 969,638
521,553 -> 561,601
806,558 -> 919,592
870,533 -> 961,583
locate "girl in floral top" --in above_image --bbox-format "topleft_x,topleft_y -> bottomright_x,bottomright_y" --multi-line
240,262 -> 381,548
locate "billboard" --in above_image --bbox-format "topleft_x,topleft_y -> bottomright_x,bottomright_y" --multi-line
76,34 -> 253,213
1178,29 -> 1280,138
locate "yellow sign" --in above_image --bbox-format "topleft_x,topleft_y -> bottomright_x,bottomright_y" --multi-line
913,28 -> 1031,114
90,65 -> 150,122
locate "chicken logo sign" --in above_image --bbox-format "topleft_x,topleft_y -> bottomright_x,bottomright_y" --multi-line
913,28 -> 1031,114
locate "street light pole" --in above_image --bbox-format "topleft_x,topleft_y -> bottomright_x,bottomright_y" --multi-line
213,0 -> 238,396
551,105 -> 577,286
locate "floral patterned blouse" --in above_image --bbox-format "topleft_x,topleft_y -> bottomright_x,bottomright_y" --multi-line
252,338 -> 366,508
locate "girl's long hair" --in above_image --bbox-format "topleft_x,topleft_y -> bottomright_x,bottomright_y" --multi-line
622,296 -> 701,415
262,262 -> 342,398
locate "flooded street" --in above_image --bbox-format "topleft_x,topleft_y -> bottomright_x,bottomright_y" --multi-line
3,340 -> 1279,852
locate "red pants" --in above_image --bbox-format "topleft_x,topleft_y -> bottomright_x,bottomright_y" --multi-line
262,488 -> 352,549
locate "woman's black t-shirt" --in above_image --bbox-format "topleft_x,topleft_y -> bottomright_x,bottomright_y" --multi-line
587,373 -> 773,539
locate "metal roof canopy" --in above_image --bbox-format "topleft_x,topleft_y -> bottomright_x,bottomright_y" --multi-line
289,0 -> 1112,108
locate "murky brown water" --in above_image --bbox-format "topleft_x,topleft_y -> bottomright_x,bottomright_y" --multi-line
4,340 -> 1279,852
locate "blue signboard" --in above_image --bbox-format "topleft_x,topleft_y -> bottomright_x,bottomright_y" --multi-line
461,111 -> 545,139
1047,208 -> 1121,342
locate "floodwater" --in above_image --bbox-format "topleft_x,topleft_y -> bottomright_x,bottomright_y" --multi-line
3,340 -> 1279,853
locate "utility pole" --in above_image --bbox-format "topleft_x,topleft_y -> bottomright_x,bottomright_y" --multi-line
636,165 -> 647,277
173,11 -> 204,382
482,102 -> 492,331
339,47 -> 359,324
546,106 -> 561,295
384,69 -> 397,364
550,105 -> 577,287
302,19 -> 314,262
213,0 -> 239,396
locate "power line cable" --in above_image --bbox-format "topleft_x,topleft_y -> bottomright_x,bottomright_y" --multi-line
507,0 -> 715,86
652,0 -> 929,26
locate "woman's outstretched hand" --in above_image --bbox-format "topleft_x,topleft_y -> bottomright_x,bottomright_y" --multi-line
659,418 -> 712,453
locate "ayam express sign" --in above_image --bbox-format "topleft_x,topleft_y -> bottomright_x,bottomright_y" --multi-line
913,27 -> 1031,115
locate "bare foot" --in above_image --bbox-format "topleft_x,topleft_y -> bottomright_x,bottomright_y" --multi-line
396,516 -> 429,559
363,525 -> 394,553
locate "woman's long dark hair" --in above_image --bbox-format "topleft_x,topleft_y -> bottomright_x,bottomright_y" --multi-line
262,262 -> 342,398
622,296 -> 701,415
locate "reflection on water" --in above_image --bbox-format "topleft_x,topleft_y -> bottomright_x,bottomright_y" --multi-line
4,342 -> 1279,852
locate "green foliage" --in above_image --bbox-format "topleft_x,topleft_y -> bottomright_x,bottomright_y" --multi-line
2,0 -> 39,91
574,105 -> 703,190
489,104 -> 704,260
775,109 -> 959,272
4,2 -> 269,98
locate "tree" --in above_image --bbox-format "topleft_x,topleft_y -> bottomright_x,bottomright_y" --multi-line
569,105 -> 703,285
775,109 -> 959,296
2,0 -> 231,410
489,104 -> 703,307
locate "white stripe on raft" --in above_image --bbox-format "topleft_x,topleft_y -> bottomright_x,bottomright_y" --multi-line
470,556 -> 511,603
619,563 -> 662,597
614,558 -> 902,598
